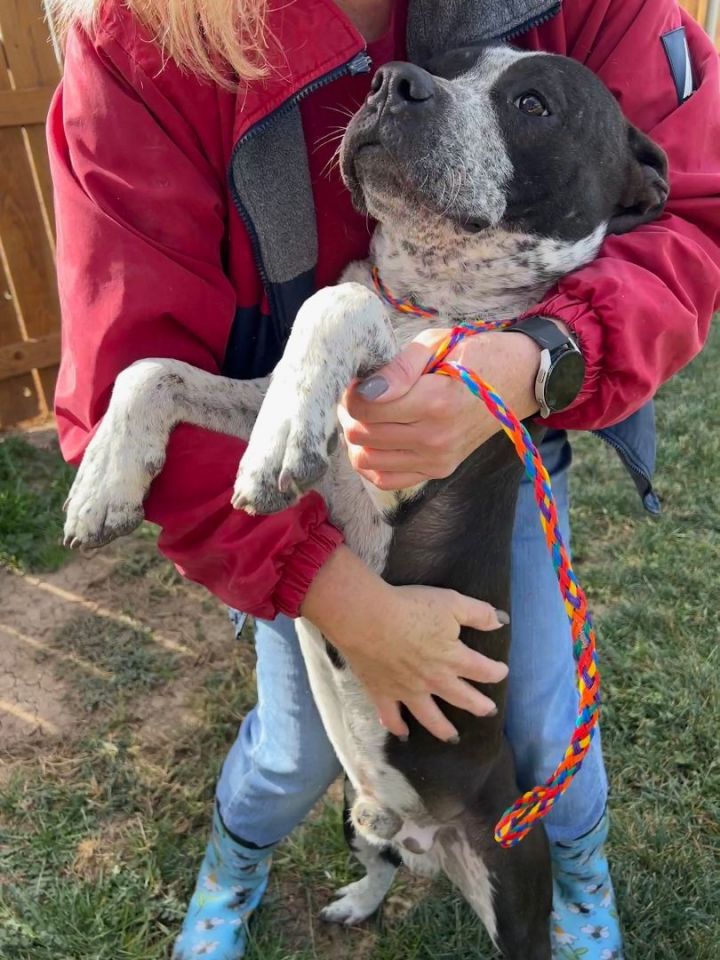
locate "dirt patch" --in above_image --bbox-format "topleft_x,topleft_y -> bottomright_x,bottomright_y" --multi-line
0,534 -> 238,755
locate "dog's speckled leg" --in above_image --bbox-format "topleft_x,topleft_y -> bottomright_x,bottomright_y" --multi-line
63,359 -> 267,549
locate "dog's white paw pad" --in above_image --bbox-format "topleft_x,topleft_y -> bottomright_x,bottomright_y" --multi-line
319,879 -> 384,926
63,498 -> 144,549
62,445 -> 151,549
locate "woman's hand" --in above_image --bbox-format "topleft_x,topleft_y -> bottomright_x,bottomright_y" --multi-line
339,327 -> 543,490
301,546 -> 509,741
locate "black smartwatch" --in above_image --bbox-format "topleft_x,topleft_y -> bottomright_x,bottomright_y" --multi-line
504,315 -> 585,418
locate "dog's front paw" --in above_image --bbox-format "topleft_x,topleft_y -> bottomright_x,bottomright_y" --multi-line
232,411 -> 333,516
63,435 -> 150,550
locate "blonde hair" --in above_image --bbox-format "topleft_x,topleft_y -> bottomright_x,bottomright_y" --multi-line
46,0 -> 270,83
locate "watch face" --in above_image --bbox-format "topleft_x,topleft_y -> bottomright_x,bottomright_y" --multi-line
546,349 -> 585,412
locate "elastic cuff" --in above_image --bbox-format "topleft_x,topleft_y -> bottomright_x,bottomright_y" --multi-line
273,520 -> 344,618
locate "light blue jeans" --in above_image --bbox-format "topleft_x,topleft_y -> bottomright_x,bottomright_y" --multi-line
218,432 -> 608,847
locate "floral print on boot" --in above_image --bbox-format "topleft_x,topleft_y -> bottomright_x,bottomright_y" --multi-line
172,805 -> 275,959
550,810 -> 623,960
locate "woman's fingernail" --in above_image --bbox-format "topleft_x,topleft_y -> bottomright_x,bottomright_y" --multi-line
495,609 -> 510,625
357,375 -> 389,400
487,706 -> 498,717
398,733 -> 409,743
447,735 -> 461,745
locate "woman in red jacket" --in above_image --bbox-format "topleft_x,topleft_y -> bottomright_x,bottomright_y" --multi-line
48,1 -> 720,957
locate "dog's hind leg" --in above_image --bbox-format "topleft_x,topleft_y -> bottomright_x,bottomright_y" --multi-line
63,359 -> 268,549
319,779 -> 399,926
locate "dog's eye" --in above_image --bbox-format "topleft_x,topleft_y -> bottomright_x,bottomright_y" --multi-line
514,92 -> 550,117
464,217 -> 489,234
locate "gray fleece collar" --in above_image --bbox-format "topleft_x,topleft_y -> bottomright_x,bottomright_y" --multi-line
407,0 -> 561,63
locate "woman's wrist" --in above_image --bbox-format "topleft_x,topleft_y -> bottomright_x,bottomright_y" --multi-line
454,330 -> 542,422
300,544 -> 390,649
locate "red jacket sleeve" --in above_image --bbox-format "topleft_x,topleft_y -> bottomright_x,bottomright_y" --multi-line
50,23 -> 343,619
532,1 -> 720,430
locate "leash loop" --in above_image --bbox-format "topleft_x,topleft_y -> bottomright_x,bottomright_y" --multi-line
373,270 -> 602,849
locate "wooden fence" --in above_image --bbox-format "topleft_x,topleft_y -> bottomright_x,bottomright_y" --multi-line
0,0 -> 60,430
685,1 -> 720,39
0,3 -> 718,430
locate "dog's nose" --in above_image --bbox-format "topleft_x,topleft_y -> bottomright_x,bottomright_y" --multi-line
369,61 -> 435,112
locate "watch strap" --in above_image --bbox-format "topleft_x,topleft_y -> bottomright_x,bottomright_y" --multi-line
505,314 -> 575,352
504,314 -> 584,418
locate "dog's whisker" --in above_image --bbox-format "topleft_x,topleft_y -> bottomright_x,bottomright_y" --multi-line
320,145 -> 344,181
323,103 -> 360,120
313,126 -> 350,153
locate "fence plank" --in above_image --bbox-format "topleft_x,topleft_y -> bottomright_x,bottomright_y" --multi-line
0,0 -> 61,84
0,258 -> 41,427
682,0 -> 708,22
0,331 -> 60,381
0,35 -> 43,424
0,0 -> 61,424
0,86 -> 55,128
0,128 -> 59,342
0,0 -> 61,242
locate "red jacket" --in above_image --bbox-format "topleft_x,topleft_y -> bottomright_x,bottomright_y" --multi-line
49,0 -> 720,619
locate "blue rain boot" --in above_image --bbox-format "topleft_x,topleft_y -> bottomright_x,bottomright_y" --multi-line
550,809 -> 624,960
172,804 -> 275,959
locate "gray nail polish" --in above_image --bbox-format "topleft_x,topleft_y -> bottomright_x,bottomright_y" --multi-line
447,735 -> 461,745
495,609 -> 510,625
398,734 -> 409,743
357,375 -> 389,400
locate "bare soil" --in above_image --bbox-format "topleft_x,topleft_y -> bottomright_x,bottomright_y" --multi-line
0,534 -> 236,755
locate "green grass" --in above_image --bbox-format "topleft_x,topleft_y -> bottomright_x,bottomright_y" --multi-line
0,436 -> 75,572
0,325 -> 718,959
51,614 -> 179,713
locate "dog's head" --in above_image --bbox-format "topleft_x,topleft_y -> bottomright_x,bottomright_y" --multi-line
341,44 -> 669,245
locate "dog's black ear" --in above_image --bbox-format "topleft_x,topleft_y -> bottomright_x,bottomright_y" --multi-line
607,125 -> 669,236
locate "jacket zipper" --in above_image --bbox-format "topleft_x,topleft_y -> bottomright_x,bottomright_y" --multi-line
228,51 -> 372,296
501,3 -> 562,42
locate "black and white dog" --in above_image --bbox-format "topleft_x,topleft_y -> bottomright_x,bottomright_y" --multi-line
63,45 -> 667,959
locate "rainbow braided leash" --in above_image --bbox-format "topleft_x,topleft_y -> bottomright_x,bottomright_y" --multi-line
372,268 -> 601,849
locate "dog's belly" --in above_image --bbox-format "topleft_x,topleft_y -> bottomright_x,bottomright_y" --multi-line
304,429 -> 534,834
304,450 -> 428,824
